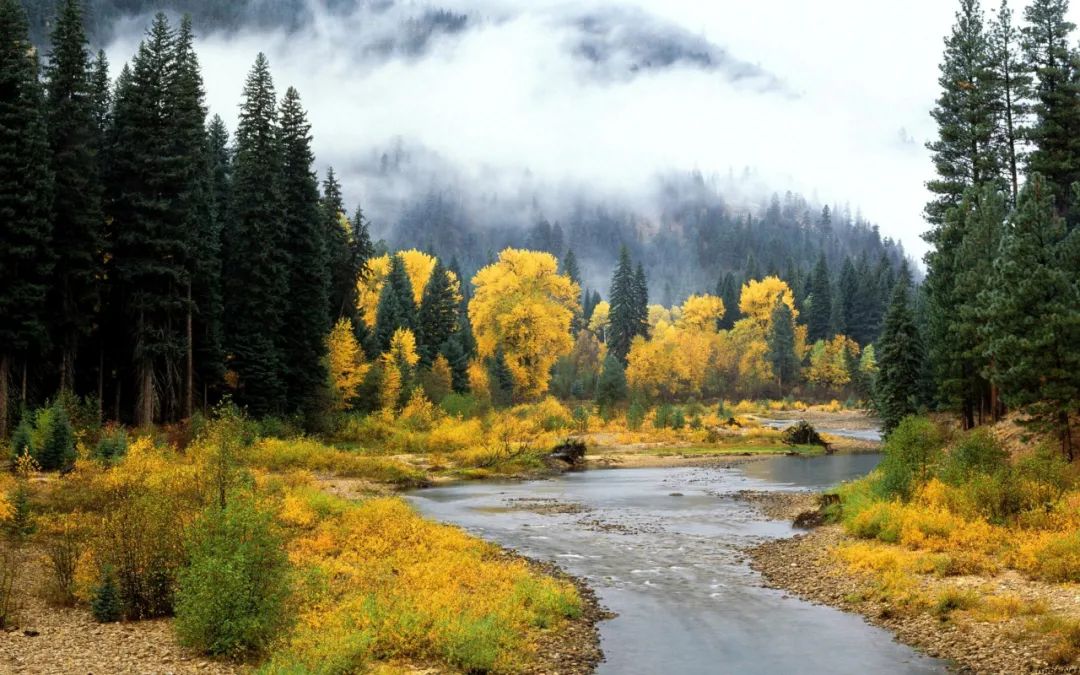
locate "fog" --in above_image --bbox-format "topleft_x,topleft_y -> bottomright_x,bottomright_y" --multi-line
102,0 -> 1065,262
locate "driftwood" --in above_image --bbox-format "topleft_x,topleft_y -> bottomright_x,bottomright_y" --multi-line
781,420 -> 834,454
548,439 -> 587,466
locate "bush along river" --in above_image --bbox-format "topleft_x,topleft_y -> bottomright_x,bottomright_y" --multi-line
408,450 -> 946,674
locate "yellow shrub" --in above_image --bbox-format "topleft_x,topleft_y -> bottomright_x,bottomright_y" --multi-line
271,497 -> 581,673
427,418 -> 484,454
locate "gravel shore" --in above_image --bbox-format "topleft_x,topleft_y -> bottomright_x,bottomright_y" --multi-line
747,519 -> 1070,674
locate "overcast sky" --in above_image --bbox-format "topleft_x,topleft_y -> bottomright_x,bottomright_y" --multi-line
105,0 -> 1077,260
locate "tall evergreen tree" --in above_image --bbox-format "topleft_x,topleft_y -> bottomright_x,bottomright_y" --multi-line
416,261 -> 458,366
989,0 -> 1031,206
109,14 -> 191,425
222,53 -> 287,416
321,168 -> 353,326
982,174 -> 1080,458
373,255 -> 416,354
172,15 -> 217,419
766,299 -> 800,397
278,86 -> 329,418
632,263 -> 650,339
805,253 -> 832,342
0,0 -> 53,437
45,0 -> 104,393
607,246 -> 639,364
195,113 -> 229,408
716,272 -> 741,330
925,0 -> 1002,229
1022,0 -> 1080,212
563,248 -> 584,334
876,264 -> 926,434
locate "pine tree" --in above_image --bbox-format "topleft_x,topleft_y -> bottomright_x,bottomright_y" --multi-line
876,264 -> 925,434
45,0 -> 104,393
416,260 -> 458,366
715,273 -> 741,330
835,257 -> 858,339
805,253 -> 832,342
487,348 -> 514,408
1022,0 -> 1080,211
989,0 -> 1032,206
0,0 -> 53,438
982,174 -> 1080,459
194,113 -> 229,407
563,248 -> 584,333
321,168 -> 355,327
374,255 -> 417,354
278,86 -> 329,419
632,263 -> 650,339
172,15 -> 217,419
766,299 -> 800,397
222,53 -> 287,416
595,353 -> 628,409
607,246 -> 639,363
440,335 -> 470,393
108,14 -> 189,425
925,0 -> 1002,227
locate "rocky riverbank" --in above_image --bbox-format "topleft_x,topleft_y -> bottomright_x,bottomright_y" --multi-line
747,523 -> 1072,674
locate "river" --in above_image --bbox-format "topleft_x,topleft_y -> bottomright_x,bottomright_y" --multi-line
407,453 -> 944,674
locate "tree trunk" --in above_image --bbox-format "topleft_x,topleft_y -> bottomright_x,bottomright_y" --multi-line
0,354 -> 9,439
185,283 -> 193,420
97,346 -> 104,423
20,361 -> 26,406
1062,410 -> 1074,463
137,361 -> 154,428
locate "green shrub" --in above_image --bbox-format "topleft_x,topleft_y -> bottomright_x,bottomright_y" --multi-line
938,428 -> 1008,484
9,419 -> 33,461
38,403 -> 75,471
90,567 -> 122,623
654,404 -> 673,429
175,497 -> 291,657
440,393 -> 481,419
670,408 -> 686,431
93,428 -> 128,463
874,417 -> 945,500
626,402 -> 646,431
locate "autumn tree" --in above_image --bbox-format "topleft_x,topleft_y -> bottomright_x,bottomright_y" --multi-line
468,249 -> 580,401
324,318 -> 368,412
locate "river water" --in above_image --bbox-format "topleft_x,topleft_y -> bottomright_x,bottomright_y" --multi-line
407,453 -> 944,674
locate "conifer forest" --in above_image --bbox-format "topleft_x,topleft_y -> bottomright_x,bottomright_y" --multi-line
0,1 -> 1077,673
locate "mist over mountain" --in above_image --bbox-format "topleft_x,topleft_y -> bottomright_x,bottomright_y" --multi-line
23,0 -> 914,301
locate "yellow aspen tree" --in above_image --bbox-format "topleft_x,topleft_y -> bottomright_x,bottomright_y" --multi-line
325,318 -> 369,411
468,249 -> 580,400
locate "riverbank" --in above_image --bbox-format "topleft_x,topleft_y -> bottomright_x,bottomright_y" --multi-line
745,493 -> 1080,674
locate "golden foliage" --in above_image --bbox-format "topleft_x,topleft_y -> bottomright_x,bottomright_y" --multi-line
325,319 -> 369,411
355,251 -> 462,328
807,335 -> 860,389
677,294 -> 725,331
469,249 -> 580,400
588,301 -> 610,340
739,276 -> 798,326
